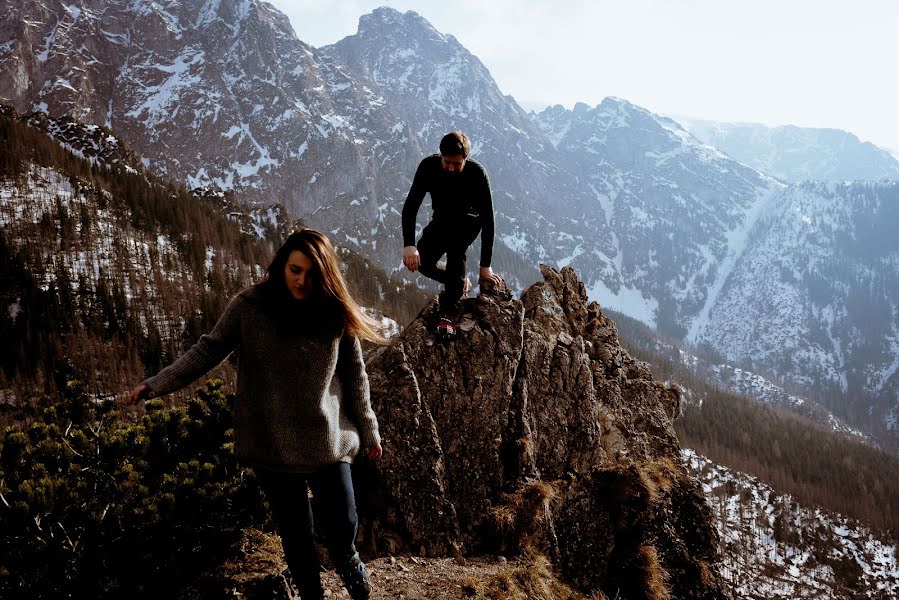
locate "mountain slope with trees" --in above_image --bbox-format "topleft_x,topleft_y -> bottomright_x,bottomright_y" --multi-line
0,104 -> 426,407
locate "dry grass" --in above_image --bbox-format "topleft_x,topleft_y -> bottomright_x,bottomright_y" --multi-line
638,457 -> 680,506
638,545 -> 670,600
471,553 -> 606,600
488,479 -> 558,552
697,558 -> 714,588
522,479 -> 557,511
217,527 -> 287,584
488,503 -> 518,535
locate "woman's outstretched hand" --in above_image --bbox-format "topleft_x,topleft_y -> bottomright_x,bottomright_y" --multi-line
365,441 -> 383,461
129,383 -> 156,405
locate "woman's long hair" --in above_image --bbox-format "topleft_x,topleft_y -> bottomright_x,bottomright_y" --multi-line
261,228 -> 386,344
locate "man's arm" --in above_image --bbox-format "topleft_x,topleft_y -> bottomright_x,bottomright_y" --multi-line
477,169 -> 505,286
478,169 -> 495,269
402,159 -> 430,248
402,159 -> 430,272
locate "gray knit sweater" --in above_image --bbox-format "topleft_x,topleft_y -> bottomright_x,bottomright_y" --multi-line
142,286 -> 380,473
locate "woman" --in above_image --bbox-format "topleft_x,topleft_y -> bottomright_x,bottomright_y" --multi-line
130,229 -> 384,600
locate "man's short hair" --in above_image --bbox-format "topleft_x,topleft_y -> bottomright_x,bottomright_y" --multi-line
439,131 -> 471,158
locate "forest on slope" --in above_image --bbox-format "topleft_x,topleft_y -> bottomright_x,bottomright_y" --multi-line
0,107 -> 427,412
611,308 -> 899,536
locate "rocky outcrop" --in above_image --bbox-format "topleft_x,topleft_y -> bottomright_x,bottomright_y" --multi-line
362,265 -> 729,599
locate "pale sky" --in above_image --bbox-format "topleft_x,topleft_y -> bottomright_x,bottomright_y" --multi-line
266,0 -> 899,157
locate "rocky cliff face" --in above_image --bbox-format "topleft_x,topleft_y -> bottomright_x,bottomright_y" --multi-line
361,266 -> 728,598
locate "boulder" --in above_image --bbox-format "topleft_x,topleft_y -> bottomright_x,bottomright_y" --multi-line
360,265 -> 730,598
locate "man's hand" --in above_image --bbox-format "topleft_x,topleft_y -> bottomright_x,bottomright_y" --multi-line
479,266 -> 505,287
129,383 -> 156,405
403,246 -> 420,272
365,441 -> 383,461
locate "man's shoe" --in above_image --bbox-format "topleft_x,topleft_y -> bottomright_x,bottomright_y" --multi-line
436,317 -> 457,341
337,552 -> 371,600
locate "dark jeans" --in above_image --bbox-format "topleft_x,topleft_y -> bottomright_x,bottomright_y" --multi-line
417,218 -> 482,311
256,462 -> 358,599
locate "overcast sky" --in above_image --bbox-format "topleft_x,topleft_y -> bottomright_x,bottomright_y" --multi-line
266,0 -> 899,156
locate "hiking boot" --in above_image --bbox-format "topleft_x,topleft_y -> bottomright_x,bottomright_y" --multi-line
281,568 -> 324,600
281,569 -> 325,600
436,317 -> 457,341
337,552 -> 371,600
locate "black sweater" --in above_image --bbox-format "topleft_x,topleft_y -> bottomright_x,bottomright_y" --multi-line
401,154 -> 495,267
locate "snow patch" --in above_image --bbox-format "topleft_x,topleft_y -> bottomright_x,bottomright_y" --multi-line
589,278 -> 659,329
124,49 -> 206,128
687,182 -> 783,344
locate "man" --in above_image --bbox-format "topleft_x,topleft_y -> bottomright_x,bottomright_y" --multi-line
402,131 -> 504,337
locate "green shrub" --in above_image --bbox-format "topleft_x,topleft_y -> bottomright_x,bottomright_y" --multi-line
0,379 -> 266,598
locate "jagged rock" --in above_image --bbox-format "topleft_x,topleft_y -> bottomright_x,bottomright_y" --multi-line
361,265 -> 730,598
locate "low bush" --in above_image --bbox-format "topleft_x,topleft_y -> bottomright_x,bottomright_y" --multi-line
0,379 -> 266,598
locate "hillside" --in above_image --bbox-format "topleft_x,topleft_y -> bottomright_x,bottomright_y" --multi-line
0,105 -> 426,406
603,307 -> 899,535
685,450 -> 898,599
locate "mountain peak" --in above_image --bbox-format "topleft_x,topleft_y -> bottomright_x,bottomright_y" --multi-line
357,6 -> 444,40
598,95 -> 646,115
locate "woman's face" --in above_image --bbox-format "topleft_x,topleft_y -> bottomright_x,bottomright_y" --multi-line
284,250 -> 316,300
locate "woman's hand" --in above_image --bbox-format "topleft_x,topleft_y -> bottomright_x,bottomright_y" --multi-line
365,441 -> 383,461
129,383 -> 156,405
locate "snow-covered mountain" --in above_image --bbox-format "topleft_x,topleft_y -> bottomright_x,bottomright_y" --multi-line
613,313 -> 872,444
693,181 -> 899,448
684,449 -> 898,599
679,119 -> 899,183
535,100 -> 782,334
0,0 -> 423,268
322,7 -> 596,283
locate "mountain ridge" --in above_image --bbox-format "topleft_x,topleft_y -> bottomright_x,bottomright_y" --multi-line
678,117 -> 899,183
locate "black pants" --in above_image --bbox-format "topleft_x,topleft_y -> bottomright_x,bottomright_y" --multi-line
417,218 -> 482,311
256,462 -> 358,598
